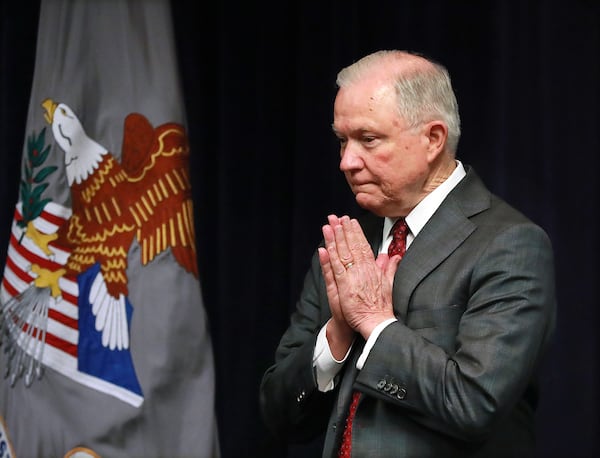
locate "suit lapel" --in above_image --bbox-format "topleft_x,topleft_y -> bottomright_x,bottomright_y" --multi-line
392,167 -> 491,320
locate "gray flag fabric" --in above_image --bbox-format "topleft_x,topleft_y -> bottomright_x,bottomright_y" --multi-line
0,0 -> 220,456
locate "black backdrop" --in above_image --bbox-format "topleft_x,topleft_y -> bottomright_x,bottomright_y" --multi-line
1,1 -> 599,457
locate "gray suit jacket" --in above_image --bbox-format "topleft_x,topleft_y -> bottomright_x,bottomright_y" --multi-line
260,166 -> 556,457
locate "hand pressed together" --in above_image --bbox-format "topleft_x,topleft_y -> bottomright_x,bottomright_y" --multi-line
317,214 -> 401,358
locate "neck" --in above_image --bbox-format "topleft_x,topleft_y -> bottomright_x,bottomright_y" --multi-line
423,157 -> 456,193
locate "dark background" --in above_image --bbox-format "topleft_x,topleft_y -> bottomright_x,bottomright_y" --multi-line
1,1 -> 598,457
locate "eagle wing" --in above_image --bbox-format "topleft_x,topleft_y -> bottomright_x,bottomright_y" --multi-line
121,113 -> 199,278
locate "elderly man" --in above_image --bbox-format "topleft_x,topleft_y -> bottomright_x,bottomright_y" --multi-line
260,50 -> 556,458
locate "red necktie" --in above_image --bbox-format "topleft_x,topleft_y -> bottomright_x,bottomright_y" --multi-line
387,217 -> 408,259
337,218 -> 408,458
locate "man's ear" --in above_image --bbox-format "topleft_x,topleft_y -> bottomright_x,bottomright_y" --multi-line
424,121 -> 448,162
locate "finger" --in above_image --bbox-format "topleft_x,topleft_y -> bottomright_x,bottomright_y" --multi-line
334,216 -> 354,266
343,218 -> 373,264
318,246 -> 333,280
322,223 -> 334,245
319,246 -> 343,317
327,214 -> 341,227
322,224 -> 346,276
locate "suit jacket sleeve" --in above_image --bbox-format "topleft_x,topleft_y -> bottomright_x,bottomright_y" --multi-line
259,248 -> 337,442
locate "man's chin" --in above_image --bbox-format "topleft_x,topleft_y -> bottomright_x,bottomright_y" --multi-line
355,194 -> 385,216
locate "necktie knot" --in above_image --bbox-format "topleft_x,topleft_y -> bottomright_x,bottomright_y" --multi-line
388,217 -> 408,259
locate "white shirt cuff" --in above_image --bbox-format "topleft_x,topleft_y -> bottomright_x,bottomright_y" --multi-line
312,321 -> 353,392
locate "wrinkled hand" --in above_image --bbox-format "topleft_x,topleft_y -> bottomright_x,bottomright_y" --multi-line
318,215 -> 401,356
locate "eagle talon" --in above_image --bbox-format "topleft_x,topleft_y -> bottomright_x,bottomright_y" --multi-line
30,264 -> 66,298
25,221 -> 58,257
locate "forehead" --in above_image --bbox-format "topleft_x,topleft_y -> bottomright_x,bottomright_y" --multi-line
333,79 -> 403,132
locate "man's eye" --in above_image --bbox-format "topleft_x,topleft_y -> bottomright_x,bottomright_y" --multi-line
363,136 -> 376,144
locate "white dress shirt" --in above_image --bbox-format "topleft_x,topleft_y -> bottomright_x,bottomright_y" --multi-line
313,161 -> 466,391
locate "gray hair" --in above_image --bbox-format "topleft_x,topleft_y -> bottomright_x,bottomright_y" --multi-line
336,50 -> 461,154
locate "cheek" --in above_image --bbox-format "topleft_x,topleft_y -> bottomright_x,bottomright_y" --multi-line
400,138 -> 429,166
386,149 -> 428,188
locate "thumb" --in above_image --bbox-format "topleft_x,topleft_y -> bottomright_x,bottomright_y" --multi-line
383,254 -> 402,283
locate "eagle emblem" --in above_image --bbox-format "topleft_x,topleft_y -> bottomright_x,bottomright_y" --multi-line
0,99 -> 198,406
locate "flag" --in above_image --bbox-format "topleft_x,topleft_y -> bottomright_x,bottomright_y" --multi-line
0,1 -> 220,456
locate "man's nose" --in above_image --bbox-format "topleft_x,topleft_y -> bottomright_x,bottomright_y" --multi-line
339,143 -> 363,171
